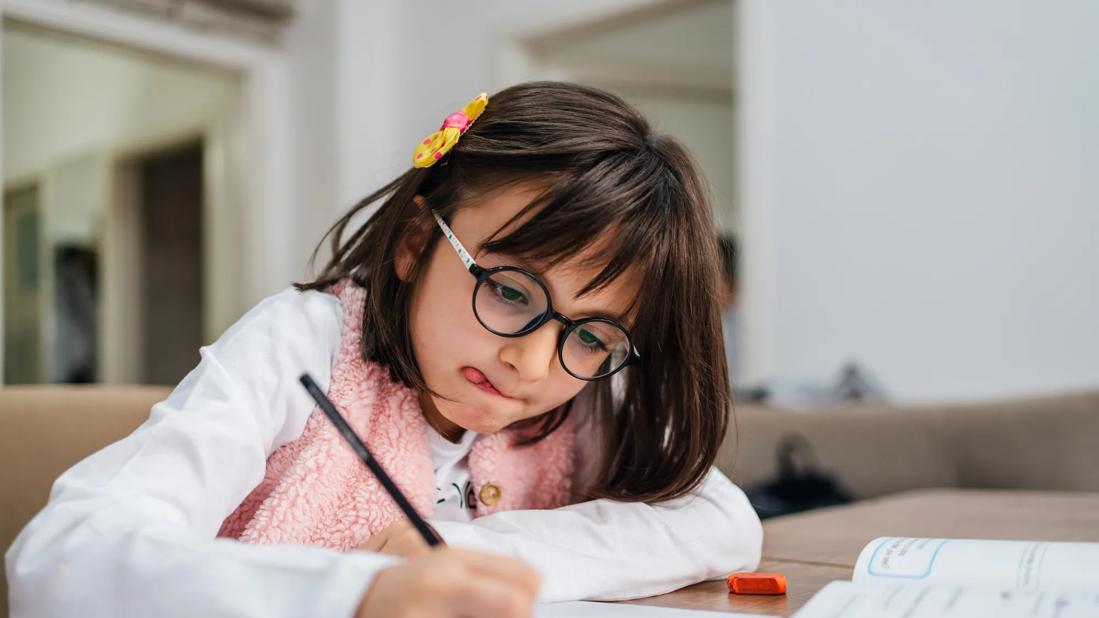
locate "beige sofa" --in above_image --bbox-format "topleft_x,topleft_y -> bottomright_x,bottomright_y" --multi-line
3,385 -> 1098,616
723,389 -> 1099,499
1,385 -> 169,617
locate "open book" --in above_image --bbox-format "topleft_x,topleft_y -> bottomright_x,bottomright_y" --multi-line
794,537 -> 1099,617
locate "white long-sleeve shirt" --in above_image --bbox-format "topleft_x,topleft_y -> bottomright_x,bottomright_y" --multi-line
5,287 -> 762,617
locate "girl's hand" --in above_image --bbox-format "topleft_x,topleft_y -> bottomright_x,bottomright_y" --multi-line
357,520 -> 433,557
356,547 -> 541,618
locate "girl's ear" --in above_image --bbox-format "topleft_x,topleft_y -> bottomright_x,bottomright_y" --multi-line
394,195 -> 432,282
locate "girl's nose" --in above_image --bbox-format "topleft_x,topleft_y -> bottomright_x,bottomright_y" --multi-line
498,322 -> 560,382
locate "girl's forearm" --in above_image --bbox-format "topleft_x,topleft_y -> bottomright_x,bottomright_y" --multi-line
429,467 -> 762,602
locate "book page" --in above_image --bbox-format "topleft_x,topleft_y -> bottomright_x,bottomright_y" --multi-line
852,537 -> 1099,591
793,580 -> 1099,618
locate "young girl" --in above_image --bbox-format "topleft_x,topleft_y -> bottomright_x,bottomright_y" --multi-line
7,82 -> 762,617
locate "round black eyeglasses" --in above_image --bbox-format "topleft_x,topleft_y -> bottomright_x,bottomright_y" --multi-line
432,210 -> 641,381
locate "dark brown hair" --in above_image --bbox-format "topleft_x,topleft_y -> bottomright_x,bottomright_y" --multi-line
298,81 -> 730,503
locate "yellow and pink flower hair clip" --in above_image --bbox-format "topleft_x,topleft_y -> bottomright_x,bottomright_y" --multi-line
412,92 -> 489,168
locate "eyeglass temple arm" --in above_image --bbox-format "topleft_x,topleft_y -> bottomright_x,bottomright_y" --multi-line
431,210 -> 480,273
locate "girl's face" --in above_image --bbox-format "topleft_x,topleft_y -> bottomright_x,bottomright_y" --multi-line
396,182 -> 640,441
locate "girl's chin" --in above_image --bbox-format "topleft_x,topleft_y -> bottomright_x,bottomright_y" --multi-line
448,405 -> 510,434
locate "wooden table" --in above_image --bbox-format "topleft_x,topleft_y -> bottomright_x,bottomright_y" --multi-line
622,488 -> 1099,616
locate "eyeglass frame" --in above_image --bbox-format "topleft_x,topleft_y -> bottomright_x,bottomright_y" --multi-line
430,209 -> 641,381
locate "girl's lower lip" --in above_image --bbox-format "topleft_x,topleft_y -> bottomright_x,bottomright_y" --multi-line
462,366 -> 509,398
475,381 -> 504,397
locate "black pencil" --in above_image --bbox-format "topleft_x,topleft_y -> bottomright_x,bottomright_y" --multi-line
299,373 -> 444,547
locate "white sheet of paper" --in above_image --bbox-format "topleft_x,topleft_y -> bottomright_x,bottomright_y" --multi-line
793,580 -> 1099,618
852,537 -> 1099,591
537,601 -> 762,617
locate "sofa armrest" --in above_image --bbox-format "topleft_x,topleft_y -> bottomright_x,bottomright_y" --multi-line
0,385 -> 170,576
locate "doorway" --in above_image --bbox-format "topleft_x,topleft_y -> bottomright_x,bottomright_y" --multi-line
137,142 -> 204,385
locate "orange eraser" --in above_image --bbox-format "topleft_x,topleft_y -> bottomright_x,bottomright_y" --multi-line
726,572 -> 787,595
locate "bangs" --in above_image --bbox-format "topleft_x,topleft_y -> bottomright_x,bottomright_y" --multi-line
475,149 -> 682,312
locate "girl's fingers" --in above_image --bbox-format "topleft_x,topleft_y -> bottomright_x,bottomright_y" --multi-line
449,549 -> 542,599
359,520 -> 412,553
355,547 -> 539,618
451,569 -> 537,618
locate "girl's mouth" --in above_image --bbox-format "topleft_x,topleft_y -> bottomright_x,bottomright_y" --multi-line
462,366 -> 511,399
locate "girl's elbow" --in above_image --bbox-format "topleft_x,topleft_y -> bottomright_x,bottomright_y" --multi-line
738,506 -> 765,571
6,533 -> 63,617
716,486 -> 764,572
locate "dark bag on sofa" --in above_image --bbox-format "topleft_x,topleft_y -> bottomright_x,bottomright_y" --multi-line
744,433 -> 854,519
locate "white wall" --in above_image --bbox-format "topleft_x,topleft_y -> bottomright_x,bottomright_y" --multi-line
276,0 -> 337,277
737,0 -> 1099,402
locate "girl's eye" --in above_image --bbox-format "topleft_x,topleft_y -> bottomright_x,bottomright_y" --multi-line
576,327 -> 607,351
494,283 -> 528,305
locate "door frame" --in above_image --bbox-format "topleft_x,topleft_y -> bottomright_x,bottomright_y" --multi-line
2,181 -> 43,383
0,0 -> 293,383
107,134 -> 204,384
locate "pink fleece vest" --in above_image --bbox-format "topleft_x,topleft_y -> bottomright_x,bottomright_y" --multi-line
218,280 -> 576,550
